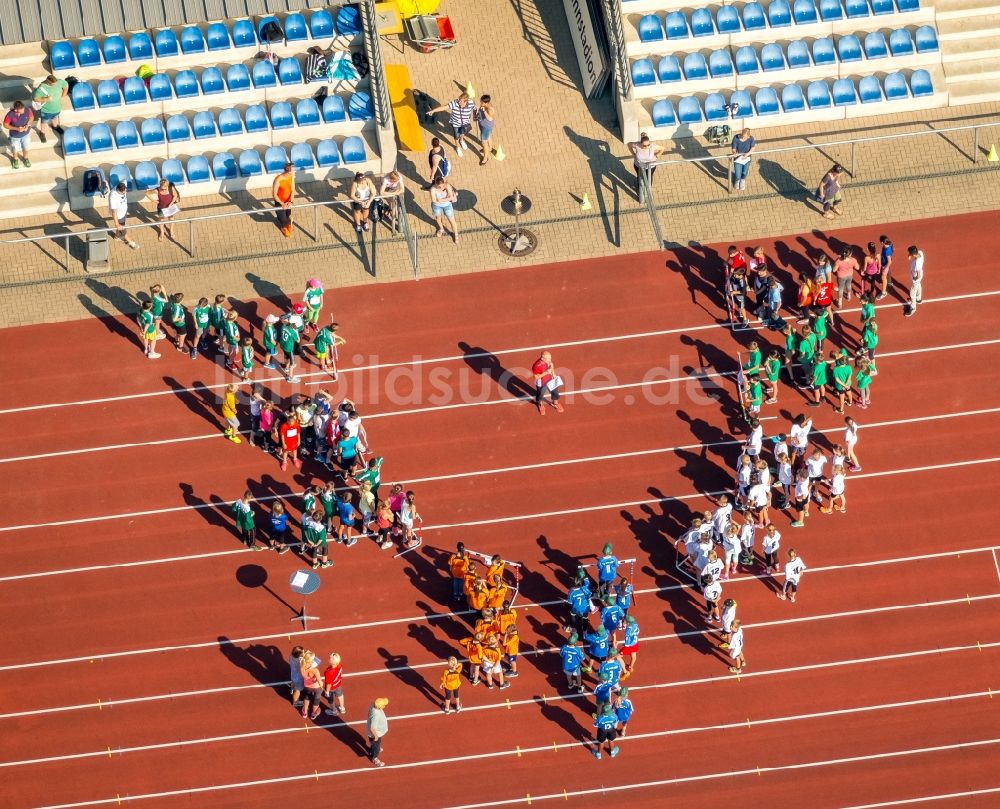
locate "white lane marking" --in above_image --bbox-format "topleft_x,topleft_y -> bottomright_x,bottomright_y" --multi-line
837,787 -> 1000,809
2,590 -> 994,720
993,548 -> 1000,585
7,289 -> 995,417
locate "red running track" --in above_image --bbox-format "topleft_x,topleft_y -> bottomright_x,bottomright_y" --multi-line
1,211 -> 999,808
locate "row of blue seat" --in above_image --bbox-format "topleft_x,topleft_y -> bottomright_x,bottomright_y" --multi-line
63,96 -> 368,155
69,56 -> 357,111
87,139 -> 368,194
636,0 -> 919,41
631,26 -> 938,84
51,9 -> 359,69
650,69 -> 934,124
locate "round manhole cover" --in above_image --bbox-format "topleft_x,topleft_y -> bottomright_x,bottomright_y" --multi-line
498,228 -> 538,257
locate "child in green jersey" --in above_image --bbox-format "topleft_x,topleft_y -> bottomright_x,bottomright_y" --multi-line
232,490 -> 261,550
303,278 -> 324,332
210,294 -> 227,348
192,297 -> 211,359
137,300 -> 160,359
169,292 -> 187,353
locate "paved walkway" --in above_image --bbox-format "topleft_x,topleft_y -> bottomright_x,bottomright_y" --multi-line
0,0 -> 999,327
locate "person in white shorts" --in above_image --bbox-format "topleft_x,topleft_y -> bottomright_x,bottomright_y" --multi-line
762,524 -> 781,574
789,414 -> 813,467
776,452 -> 793,509
804,448 -> 828,505
720,598 -> 738,646
778,548 -> 807,602
727,620 -> 746,673
904,245 -> 923,317
844,416 -> 861,471
721,524 -> 742,580
821,465 -> 847,514
704,575 -> 723,623
745,417 -> 763,459
712,496 -> 733,542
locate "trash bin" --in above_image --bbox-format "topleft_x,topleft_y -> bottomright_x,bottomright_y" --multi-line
86,229 -> 110,273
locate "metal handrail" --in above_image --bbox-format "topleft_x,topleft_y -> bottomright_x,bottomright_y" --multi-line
360,0 -> 391,129
639,166 -> 663,249
396,194 -> 420,280
600,0 -> 632,98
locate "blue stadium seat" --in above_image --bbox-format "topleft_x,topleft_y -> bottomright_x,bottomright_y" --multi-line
638,14 -> 664,41
677,96 -> 703,124
218,108 -> 243,135
206,22 -> 230,51
730,89 -> 752,114
813,37 -> 836,65
787,39 -> 811,67
174,69 -> 199,98
149,74 -> 172,100
742,2 -> 767,30
782,83 -> 806,111
129,32 -> 153,60
180,26 -> 206,54
889,28 -> 914,55
336,5 -> 361,36
915,25 -> 938,52
82,166 -> 108,196
245,104 -> 269,133
709,50 -> 734,77
291,143 -> 315,170
871,0 -> 893,13
257,15 -> 281,42
716,5 -> 741,32
761,43 -> 785,71
755,87 -> 780,115
134,161 -> 160,191
270,102 -> 294,129
62,126 -> 87,155
342,136 -> 367,164
310,9 -> 335,38
704,93 -> 727,121
896,0 -> 919,9
631,58 -> 656,86
768,0 -> 793,26
252,60 -> 277,88
192,110 -> 216,139
88,123 -> 113,152
348,91 -> 373,121
77,39 -> 101,67
820,0 -> 844,18
201,67 -> 225,95
161,158 -> 184,186
115,120 -> 139,148
166,114 -> 191,142
833,77 -> 857,105
226,64 -> 251,91
807,80 -> 832,108
140,118 -> 165,145
691,8 -> 715,36
665,11 -> 689,38
232,19 -> 256,47
285,13 -> 309,41
110,164 -> 133,190
316,139 -> 342,167
71,82 -> 95,111
735,46 -> 759,74
239,150 -> 263,177
322,95 -> 347,122
838,34 -> 862,62
296,98 -> 321,126
264,146 -> 289,173
154,29 -> 178,57
859,75 -> 882,102
658,55 -> 682,82
278,57 -> 303,85
97,80 -> 121,108
864,31 -> 888,58
50,41 -> 75,70
793,0 -> 819,23
212,152 -> 237,180
103,35 -> 127,64
651,99 -> 677,127
845,0 -> 869,17
910,68 -> 933,96
884,71 -> 908,98
683,52 -> 708,80
122,77 -> 147,104
186,155 -> 211,183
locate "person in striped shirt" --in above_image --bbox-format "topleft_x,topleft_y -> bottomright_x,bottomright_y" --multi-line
428,92 -> 474,156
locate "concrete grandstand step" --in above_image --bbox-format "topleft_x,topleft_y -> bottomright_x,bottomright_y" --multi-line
0,162 -> 69,196
939,32 -> 1000,61
933,0 -> 1000,19
943,59 -> 1000,81
0,187 -> 71,219
936,15 -> 1000,39
946,76 -> 1000,103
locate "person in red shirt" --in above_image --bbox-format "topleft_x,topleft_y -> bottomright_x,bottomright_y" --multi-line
531,350 -> 563,415
323,652 -> 346,716
278,410 -> 301,471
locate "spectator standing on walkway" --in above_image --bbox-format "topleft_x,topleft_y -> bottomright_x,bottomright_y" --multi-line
905,245 -> 924,317
428,137 -> 448,184
379,170 -> 405,227
730,128 -> 756,192
476,95 -> 496,165
146,178 -> 179,242
108,182 -> 139,249
818,164 -> 844,219
31,75 -> 67,143
3,100 -> 34,168
628,132 -> 663,197
367,698 -> 390,767
350,171 -> 377,233
428,92 -> 475,156
429,176 -> 459,242
272,162 -> 295,238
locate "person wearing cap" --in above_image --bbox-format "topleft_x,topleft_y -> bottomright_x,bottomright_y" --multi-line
584,624 -> 611,673
620,615 -> 640,677
262,313 -> 280,369
596,544 -> 620,603
367,697 -> 390,767
302,278 -> 324,333
566,576 -> 592,637
313,318 -> 344,377
720,598 -> 739,648
600,594 -> 625,644
598,647 -> 624,688
350,172 -> 377,233
560,633 -> 586,694
592,704 -> 620,760
593,671 -> 615,713
272,162 -> 295,238
613,688 -> 634,737
108,181 -> 139,249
